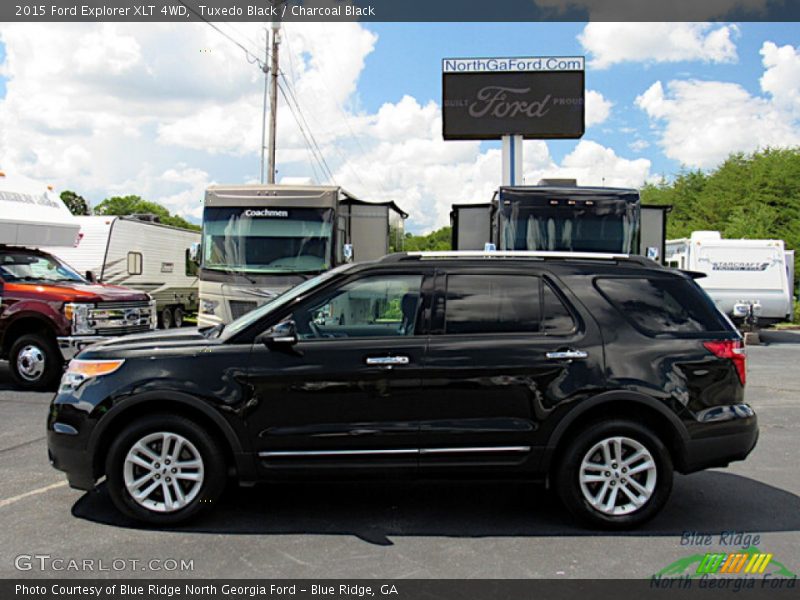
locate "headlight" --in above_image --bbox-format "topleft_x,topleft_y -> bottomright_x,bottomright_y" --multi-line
63,303 -> 95,335
59,359 -> 125,393
201,299 -> 219,315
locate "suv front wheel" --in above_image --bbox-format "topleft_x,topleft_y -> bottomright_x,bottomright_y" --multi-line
555,419 -> 673,529
106,414 -> 227,525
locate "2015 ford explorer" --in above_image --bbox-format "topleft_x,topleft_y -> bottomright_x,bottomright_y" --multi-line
47,252 -> 758,528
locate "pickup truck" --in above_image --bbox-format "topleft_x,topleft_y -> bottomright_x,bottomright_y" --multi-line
0,245 -> 156,389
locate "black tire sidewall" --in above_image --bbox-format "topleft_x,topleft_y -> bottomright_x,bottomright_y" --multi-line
105,414 -> 226,525
555,419 -> 673,529
9,333 -> 62,390
173,307 -> 184,328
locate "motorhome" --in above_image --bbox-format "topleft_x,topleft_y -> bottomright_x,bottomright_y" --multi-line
451,181 -> 670,262
197,184 -> 407,326
44,215 -> 200,328
666,231 -> 793,325
0,172 -> 155,389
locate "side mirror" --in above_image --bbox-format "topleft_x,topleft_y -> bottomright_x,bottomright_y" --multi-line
258,320 -> 298,347
85,270 -> 97,283
189,242 -> 201,265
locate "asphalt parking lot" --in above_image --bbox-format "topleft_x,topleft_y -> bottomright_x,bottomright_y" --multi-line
0,332 -> 798,580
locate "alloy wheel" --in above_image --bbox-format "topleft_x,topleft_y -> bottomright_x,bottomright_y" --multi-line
123,431 -> 205,513
578,435 -> 657,516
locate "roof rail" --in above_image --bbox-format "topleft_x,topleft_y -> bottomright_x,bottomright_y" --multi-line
385,250 -> 635,262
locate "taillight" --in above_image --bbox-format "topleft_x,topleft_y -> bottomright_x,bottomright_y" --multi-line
703,340 -> 746,386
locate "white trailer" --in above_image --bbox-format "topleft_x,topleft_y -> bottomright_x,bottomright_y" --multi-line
44,216 -> 200,328
0,172 -> 80,247
666,231 -> 792,324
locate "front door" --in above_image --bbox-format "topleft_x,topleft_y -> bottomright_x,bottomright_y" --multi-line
245,271 -> 430,473
419,269 -> 605,472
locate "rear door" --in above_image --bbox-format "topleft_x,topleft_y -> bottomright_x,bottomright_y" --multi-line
419,267 -> 605,472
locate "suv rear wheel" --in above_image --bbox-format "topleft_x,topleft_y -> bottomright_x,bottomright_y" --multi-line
555,419 -> 673,529
9,333 -> 62,391
106,414 -> 226,525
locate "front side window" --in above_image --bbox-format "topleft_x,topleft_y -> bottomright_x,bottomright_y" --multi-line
0,250 -> 85,284
293,274 -> 423,339
202,207 -> 333,274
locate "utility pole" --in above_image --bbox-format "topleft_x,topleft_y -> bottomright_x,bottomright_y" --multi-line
259,29 -> 269,184
266,20 -> 281,184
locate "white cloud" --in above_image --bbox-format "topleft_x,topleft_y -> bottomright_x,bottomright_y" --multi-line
636,41 -> 800,169
0,22 -> 650,232
585,89 -> 612,126
760,41 -> 800,113
579,23 -> 739,69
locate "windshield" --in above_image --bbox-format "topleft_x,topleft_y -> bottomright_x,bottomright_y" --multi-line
0,250 -> 86,284
202,207 -> 334,274
499,202 -> 639,253
222,263 -> 356,338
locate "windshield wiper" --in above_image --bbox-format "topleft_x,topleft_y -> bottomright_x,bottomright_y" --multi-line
222,268 -> 256,284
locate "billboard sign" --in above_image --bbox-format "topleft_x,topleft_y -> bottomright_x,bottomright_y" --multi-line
442,56 -> 585,140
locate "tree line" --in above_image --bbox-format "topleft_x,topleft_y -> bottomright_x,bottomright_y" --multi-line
60,191 -> 200,231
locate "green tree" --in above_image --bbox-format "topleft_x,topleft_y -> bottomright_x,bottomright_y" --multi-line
94,195 -> 200,231
60,190 -> 90,216
641,147 -> 800,280
404,226 -> 452,251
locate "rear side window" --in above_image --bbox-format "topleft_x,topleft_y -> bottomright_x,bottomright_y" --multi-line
444,274 -> 575,335
596,277 -> 730,336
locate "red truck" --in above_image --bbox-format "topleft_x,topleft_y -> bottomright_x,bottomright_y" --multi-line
0,245 -> 156,389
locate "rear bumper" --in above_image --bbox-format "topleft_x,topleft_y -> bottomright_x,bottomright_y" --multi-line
681,408 -> 759,473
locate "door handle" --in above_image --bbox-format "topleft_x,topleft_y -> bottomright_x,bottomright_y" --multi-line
545,350 -> 588,360
365,356 -> 410,366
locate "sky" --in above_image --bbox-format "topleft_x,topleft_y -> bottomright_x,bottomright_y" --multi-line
0,21 -> 798,233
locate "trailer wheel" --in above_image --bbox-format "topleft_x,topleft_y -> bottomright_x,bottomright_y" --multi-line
160,307 -> 173,329
9,333 -> 63,391
173,306 -> 184,328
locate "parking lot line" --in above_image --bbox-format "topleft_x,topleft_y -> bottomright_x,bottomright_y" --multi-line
0,481 -> 67,509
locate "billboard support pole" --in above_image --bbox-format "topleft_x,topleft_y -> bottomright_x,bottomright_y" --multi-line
502,135 -> 524,186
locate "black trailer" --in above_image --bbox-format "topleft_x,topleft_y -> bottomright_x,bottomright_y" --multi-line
451,183 -> 670,262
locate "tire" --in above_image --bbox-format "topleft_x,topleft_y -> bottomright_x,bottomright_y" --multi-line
554,419 -> 673,529
160,307 -> 173,329
173,306 -> 184,328
9,333 -> 63,391
105,414 -> 227,525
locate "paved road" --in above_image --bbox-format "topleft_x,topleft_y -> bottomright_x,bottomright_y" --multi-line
0,332 -> 798,579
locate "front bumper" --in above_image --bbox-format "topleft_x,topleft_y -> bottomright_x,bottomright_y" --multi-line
47,422 -> 96,490
682,406 -> 759,473
57,336 -> 111,361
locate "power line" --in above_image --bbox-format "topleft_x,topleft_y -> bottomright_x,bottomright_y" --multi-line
277,81 -> 333,182
177,1 -> 265,68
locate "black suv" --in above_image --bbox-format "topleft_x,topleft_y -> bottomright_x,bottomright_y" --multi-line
47,252 -> 757,528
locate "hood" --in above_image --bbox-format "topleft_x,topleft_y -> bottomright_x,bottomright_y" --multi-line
4,280 -> 151,303
79,327 -> 213,358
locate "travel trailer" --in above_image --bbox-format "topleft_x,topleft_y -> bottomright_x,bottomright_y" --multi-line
666,231 -> 793,325
44,216 -> 200,328
0,172 -> 155,389
197,184 -> 407,326
451,181 -> 670,262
